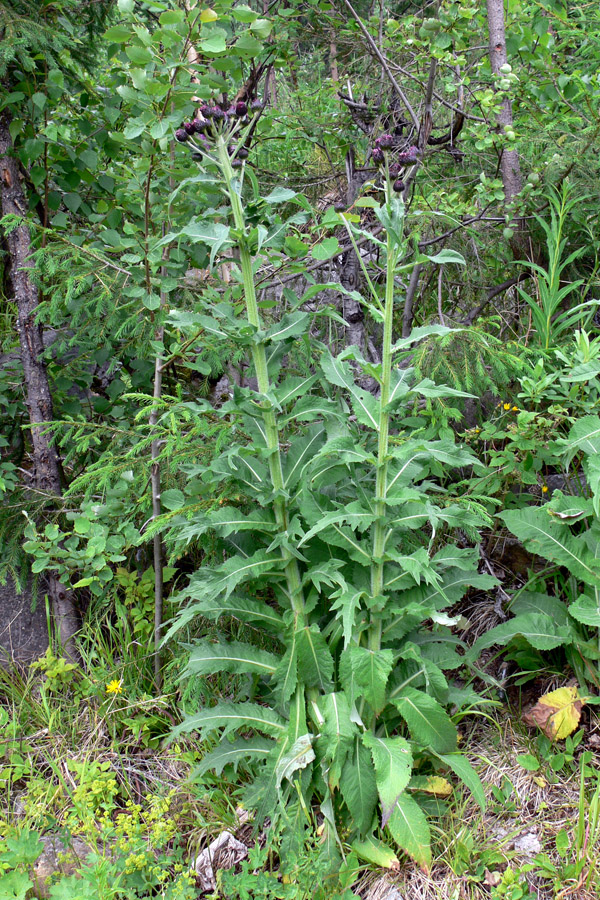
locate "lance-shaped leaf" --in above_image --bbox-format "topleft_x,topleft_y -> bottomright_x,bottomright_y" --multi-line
392,687 -> 457,754
316,692 -> 356,790
275,734 -> 315,790
194,737 -> 274,776
184,640 -> 280,679
351,833 -> 399,869
265,311 -> 310,343
340,646 -> 394,714
321,352 -> 380,430
283,425 -> 325,489
171,702 -> 287,740
471,613 -> 569,654
500,507 -> 600,587
210,549 -> 287,599
176,507 -> 277,543
272,638 -> 298,708
362,732 -> 413,827
435,752 -> 485,812
556,414 -> 600,459
298,501 -> 376,547
569,591 -> 600,627
274,374 -> 318,407
341,736 -> 378,836
330,588 -> 365,647
176,595 -> 283,633
296,625 -> 334,692
386,793 -> 431,871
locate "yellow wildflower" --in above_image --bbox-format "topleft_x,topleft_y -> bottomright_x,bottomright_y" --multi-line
511,406 -> 519,412
106,678 -> 123,695
503,403 -> 511,410
542,485 -> 549,494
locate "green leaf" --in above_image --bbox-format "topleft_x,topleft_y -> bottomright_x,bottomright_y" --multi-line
283,426 -> 325,489
264,187 -> 297,204
194,737 -> 274,776
201,28 -> 227,54
341,737 -> 378,835
314,692 -> 356,791
311,237 -> 340,260
103,25 -> 131,42
321,352 -> 379,430
386,793 -> 431,871
352,833 -> 399,869
234,31 -> 263,55
177,507 -> 277,542
159,9 -> 184,24
471,613 -> 569,653
184,640 -> 280,678
362,732 -> 413,826
161,488 -> 185,510
426,249 -> 466,265
171,702 -> 287,739
275,734 -> 315,789
298,501 -> 376,547
231,4 -> 259,22
569,591 -> 600,627
500,507 -> 600,587
340,646 -> 394,714
392,688 -> 457,753
556,415 -> 600,457
436,752 -> 485,811
296,625 -> 334,692
265,311 -> 309,342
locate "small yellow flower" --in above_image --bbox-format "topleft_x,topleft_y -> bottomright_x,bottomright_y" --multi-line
475,427 -> 481,433
106,679 -> 123,695
511,406 -> 519,412
542,485 -> 549,493
503,403 -> 511,410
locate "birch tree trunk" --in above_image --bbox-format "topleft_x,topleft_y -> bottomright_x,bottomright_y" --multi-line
486,0 -> 522,203
0,107 -> 79,660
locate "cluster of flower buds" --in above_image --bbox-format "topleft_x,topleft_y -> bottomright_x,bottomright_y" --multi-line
174,98 -> 264,164
370,134 -> 420,192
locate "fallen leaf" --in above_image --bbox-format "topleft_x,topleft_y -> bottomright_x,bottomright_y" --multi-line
484,869 -> 503,887
523,685 -> 584,740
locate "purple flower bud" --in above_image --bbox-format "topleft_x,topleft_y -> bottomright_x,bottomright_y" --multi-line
235,101 -> 248,118
183,121 -> 195,135
236,146 -> 249,160
379,133 -> 394,150
192,119 -> 207,134
389,162 -> 401,176
175,128 -> 189,143
231,158 -> 243,168
397,145 -> 419,165
393,179 -> 405,193
372,147 -> 385,164
212,107 -> 226,122
250,99 -> 264,115
200,104 -> 214,119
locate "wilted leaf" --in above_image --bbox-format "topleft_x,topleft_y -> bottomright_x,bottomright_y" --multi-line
523,685 -> 585,740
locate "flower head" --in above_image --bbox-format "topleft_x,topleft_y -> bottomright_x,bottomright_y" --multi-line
378,133 -> 394,150
542,485 -> 549,494
503,402 -> 511,410
174,128 -> 189,143
106,679 -> 123,695
511,406 -> 519,412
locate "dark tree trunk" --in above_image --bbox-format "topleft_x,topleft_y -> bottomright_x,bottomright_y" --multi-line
0,106 -> 79,660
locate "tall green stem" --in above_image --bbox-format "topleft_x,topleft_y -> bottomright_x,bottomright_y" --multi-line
216,136 -> 307,624
369,200 -> 398,652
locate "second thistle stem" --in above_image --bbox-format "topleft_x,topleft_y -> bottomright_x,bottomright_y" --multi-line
216,136 -> 307,625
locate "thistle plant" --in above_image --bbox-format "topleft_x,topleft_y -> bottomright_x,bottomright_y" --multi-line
165,119 -> 494,869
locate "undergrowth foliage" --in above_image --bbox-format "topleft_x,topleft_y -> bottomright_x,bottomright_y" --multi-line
165,106 -> 493,869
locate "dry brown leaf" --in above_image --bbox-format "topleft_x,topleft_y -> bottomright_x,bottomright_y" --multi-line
523,685 -> 584,740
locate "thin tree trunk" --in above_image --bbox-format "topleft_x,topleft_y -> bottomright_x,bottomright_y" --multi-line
486,0 -> 522,203
0,107 -> 79,660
